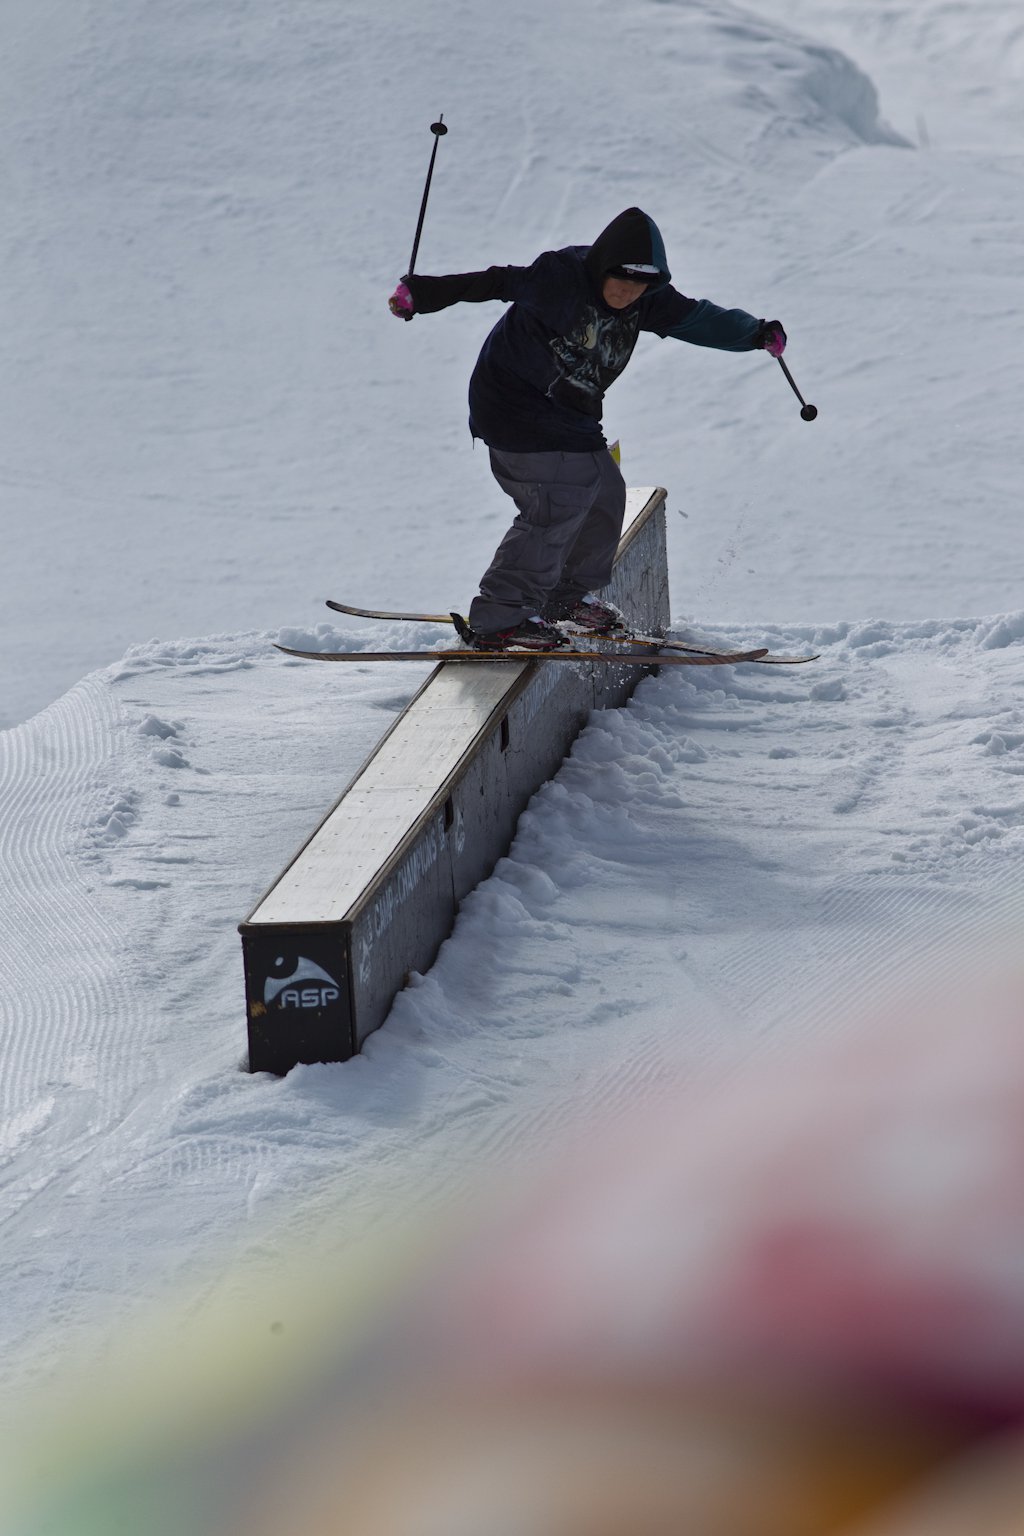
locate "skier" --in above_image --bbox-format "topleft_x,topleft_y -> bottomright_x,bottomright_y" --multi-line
389,206 -> 786,651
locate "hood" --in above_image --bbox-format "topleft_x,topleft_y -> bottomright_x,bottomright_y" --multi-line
583,207 -> 672,294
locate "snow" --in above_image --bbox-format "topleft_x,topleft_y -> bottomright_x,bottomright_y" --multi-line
3,0 -> 1024,1524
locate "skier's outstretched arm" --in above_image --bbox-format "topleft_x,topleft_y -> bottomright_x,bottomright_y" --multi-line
646,287 -> 787,355
388,267 -> 523,319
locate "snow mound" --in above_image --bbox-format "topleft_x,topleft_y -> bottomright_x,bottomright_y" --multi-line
694,1 -> 910,155
790,40 -> 909,147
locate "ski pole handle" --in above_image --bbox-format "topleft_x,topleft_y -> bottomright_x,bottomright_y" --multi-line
777,355 -> 818,421
407,116 -> 448,277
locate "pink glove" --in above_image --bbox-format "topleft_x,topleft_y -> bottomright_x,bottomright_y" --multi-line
758,320 -> 787,358
388,281 -> 414,321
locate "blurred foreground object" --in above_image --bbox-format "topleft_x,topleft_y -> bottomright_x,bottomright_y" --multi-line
7,948 -> 1024,1534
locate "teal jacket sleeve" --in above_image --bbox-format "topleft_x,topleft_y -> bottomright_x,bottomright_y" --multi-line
643,286 -> 762,351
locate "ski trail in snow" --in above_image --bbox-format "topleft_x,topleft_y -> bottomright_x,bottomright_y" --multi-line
0,673 -> 151,1316
0,632 -> 436,1380
0,677 -> 138,1106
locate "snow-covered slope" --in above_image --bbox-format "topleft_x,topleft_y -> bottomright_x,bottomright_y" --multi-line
3,0 -> 1024,1498
5,0 -> 1021,726
5,608 -> 1024,1400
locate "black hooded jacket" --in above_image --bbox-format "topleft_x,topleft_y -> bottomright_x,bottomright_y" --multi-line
405,208 -> 761,453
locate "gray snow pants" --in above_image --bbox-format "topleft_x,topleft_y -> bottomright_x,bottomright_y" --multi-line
468,446 -> 628,635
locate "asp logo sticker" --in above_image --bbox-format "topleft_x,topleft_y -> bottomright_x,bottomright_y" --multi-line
264,954 -> 341,1012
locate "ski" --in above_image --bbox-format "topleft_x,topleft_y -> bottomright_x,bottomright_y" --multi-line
275,644 -> 770,666
324,599 -> 818,665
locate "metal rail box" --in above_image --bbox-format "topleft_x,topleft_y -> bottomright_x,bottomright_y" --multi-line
240,487 -> 669,1074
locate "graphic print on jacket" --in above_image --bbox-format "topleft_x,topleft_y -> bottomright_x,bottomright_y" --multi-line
547,307 -> 641,419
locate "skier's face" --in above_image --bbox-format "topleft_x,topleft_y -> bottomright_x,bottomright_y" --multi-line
602,275 -> 650,309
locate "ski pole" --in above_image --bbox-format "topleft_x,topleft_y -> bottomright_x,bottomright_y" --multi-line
777,356 -> 818,421
407,116 -> 448,276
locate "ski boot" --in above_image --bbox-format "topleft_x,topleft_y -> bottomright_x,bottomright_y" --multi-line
452,613 -> 566,652
542,594 -> 627,634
